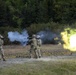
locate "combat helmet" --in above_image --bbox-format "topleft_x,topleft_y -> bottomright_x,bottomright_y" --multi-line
36,35 -> 41,39
32,34 -> 36,38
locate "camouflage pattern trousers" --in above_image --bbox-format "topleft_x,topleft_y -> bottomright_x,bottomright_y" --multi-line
36,46 -> 41,58
0,46 -> 4,59
29,46 -> 41,58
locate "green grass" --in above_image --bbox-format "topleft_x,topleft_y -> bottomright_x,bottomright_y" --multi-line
0,60 -> 76,75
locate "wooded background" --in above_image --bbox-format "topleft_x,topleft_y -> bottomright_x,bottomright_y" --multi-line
0,0 -> 76,44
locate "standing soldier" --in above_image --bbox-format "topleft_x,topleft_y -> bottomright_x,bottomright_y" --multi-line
0,35 -> 6,61
29,34 -> 38,58
36,35 -> 42,58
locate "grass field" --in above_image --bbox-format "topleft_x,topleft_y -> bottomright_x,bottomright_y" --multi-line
3,44 -> 72,58
0,59 -> 76,75
0,44 -> 76,75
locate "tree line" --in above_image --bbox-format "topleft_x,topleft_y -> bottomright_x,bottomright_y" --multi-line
0,0 -> 76,44
1,0 -> 76,27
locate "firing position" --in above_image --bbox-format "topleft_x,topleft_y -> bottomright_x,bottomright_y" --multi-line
29,34 -> 37,58
0,35 -> 6,61
29,34 -> 42,58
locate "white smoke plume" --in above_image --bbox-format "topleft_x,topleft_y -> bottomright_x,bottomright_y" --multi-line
8,29 -> 60,45
8,30 -> 29,46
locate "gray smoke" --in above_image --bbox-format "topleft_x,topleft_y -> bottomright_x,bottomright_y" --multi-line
8,30 -> 29,46
8,29 -> 60,45
37,30 -> 58,44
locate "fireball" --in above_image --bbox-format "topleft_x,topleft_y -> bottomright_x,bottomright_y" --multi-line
61,28 -> 76,51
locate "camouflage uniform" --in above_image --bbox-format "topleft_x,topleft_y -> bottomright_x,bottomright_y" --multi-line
36,35 -> 42,58
0,35 -> 6,61
29,34 -> 38,58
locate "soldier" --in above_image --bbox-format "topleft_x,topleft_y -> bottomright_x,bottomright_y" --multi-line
0,35 -> 6,61
36,35 -> 42,58
29,34 -> 38,58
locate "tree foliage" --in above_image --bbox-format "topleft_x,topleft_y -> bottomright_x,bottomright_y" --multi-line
0,0 -> 76,28
0,0 -> 76,44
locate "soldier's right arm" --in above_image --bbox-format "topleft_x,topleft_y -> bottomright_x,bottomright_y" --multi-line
28,39 -> 33,44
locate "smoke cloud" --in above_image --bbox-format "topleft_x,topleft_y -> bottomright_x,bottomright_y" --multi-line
8,29 -> 60,45
37,30 -> 59,44
8,30 -> 29,46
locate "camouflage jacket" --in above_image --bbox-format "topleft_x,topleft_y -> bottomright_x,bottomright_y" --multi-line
37,39 -> 42,47
0,39 -> 4,46
30,38 -> 37,48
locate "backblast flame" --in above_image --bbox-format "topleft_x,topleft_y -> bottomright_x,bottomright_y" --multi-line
61,28 -> 76,51
70,34 -> 76,51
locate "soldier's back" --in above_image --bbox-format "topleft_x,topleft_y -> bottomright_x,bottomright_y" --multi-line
31,38 -> 37,47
